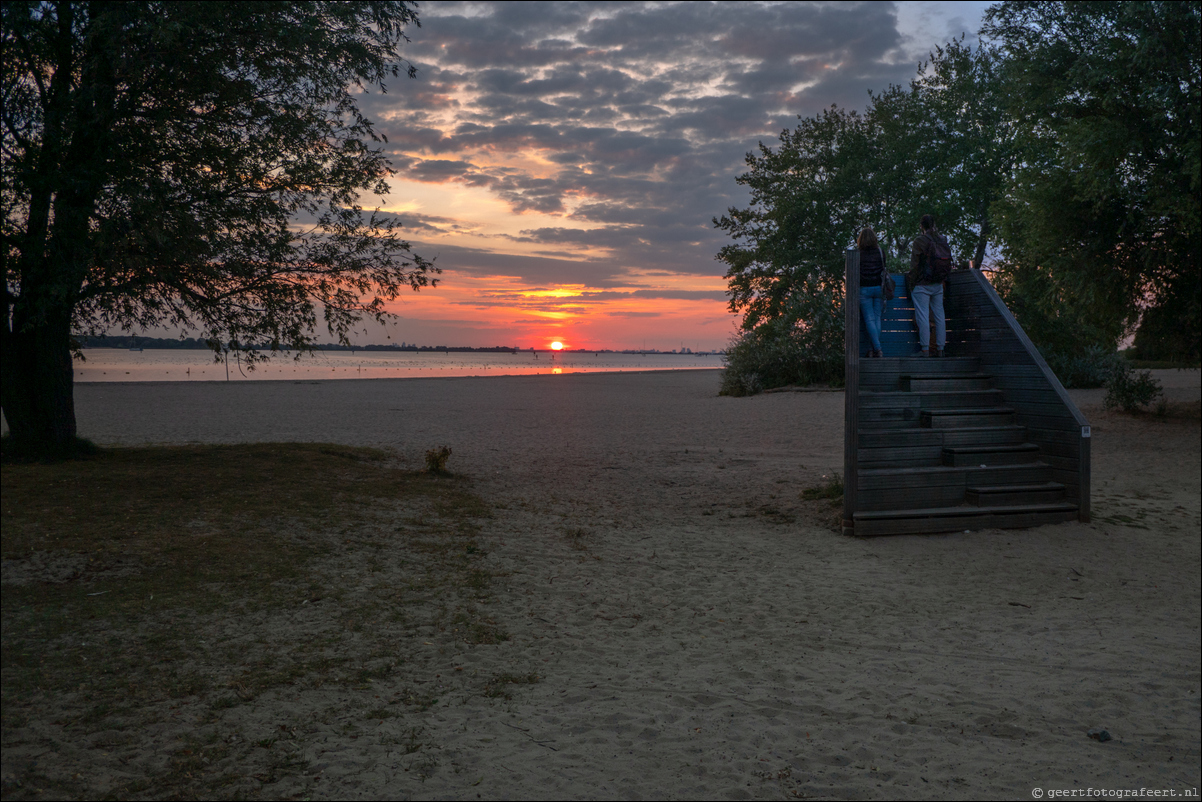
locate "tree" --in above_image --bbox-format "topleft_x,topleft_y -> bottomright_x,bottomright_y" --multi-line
903,39 -> 1013,269
714,41 -> 1009,390
982,1 -> 1201,359
2,1 -> 436,455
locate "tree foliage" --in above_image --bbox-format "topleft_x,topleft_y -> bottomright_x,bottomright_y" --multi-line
2,1 -> 436,453
716,2 -> 1201,391
982,0 -> 1202,360
715,40 -> 1007,387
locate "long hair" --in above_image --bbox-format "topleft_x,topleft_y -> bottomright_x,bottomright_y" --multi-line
857,227 -> 878,249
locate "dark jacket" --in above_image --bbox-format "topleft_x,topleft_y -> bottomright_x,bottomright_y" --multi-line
859,247 -> 884,287
909,231 -> 948,285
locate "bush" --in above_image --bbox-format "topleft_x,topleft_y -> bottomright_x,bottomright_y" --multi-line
719,321 -> 842,397
1043,345 -> 1165,413
1044,345 -> 1126,389
1104,368 -> 1165,413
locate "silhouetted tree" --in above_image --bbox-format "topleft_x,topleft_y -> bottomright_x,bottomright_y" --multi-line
2,1 -> 436,454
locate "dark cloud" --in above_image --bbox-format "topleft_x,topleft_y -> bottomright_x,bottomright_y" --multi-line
374,1 -> 975,285
406,240 -> 631,286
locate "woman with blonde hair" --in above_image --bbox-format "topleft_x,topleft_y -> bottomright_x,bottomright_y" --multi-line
857,227 -> 887,358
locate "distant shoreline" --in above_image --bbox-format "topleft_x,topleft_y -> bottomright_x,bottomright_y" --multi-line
74,365 -> 725,385
75,338 -> 724,356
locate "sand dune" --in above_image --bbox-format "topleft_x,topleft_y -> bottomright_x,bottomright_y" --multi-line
8,369 -> 1201,798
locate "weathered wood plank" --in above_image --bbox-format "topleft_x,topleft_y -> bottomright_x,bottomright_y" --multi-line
1040,454 -> 1082,472
1034,440 -> 1083,459
858,464 -> 1052,490
860,358 -> 980,373
858,429 -> 944,447
859,394 -> 924,408
862,426 -> 1036,448
1078,429 -> 1091,521
1026,427 -> 1090,444
844,249 -> 860,535
854,508 -> 1080,536
1000,390 -> 1076,407
858,445 -> 945,462
1016,413 -> 1084,430
979,351 -> 1045,365
856,487 -> 967,511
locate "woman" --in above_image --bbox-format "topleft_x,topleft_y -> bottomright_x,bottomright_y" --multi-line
858,227 -> 887,358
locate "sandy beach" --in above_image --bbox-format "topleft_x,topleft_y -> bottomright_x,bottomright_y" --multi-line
4,369 -> 1200,799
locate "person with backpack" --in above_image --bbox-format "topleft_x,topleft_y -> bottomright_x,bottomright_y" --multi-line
908,214 -> 952,357
857,227 -> 889,358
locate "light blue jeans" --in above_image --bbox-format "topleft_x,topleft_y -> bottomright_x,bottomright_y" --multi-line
911,282 -> 945,352
859,285 -> 884,353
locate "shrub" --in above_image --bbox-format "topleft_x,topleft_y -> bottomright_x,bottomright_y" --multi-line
1044,345 -> 1126,389
1104,368 -> 1165,413
719,320 -> 842,396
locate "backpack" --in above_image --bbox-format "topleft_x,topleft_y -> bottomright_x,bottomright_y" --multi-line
921,232 -> 953,283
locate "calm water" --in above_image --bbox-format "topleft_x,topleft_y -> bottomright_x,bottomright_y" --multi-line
75,348 -> 725,382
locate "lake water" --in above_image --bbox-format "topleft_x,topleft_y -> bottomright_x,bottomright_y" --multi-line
75,348 -> 725,382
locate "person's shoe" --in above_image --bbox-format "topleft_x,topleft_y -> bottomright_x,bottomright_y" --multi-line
918,349 -> 930,357
875,349 -> 884,358
932,348 -> 943,358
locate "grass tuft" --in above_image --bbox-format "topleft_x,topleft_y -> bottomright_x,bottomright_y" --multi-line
424,445 -> 452,473
801,472 -> 844,501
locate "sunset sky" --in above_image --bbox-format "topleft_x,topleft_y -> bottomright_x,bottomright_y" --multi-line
347,1 -> 994,351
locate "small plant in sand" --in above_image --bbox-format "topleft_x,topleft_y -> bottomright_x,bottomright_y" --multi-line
425,445 -> 452,473
801,472 -> 843,502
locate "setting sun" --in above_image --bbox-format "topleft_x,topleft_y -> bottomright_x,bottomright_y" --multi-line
550,341 -> 564,350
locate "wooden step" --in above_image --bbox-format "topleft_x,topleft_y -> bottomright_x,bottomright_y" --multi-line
858,445 -> 944,469
861,357 -> 980,375
921,407 -> 1015,428
858,425 -> 1028,448
901,374 -> 994,392
856,463 -> 1054,511
942,443 -> 1041,467
863,389 -> 1004,408
966,482 -> 1066,506
852,502 -> 1080,536
858,404 -> 921,428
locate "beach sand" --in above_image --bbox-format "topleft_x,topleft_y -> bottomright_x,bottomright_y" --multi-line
6,369 -> 1201,798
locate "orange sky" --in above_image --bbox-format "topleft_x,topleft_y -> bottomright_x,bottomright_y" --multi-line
333,1 -> 990,351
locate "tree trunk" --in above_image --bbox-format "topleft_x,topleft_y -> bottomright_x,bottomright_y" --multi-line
1,310 -> 78,454
974,204 -> 992,268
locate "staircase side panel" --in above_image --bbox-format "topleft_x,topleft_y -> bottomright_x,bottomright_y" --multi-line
946,270 -> 1091,521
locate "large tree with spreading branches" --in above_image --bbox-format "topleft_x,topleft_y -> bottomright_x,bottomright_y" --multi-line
2,1 -> 437,455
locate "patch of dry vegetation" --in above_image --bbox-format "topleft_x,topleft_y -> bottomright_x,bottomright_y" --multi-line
0,443 -> 510,799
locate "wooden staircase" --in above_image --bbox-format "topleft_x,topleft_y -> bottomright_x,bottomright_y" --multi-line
854,355 -> 1078,536
842,261 -> 1091,536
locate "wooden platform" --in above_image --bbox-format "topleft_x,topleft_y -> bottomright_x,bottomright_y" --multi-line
843,258 -> 1090,536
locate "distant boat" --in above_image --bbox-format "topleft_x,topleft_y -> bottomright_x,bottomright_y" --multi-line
129,347 -> 143,352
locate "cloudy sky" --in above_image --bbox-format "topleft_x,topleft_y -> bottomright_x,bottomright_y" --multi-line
358,0 -> 993,350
